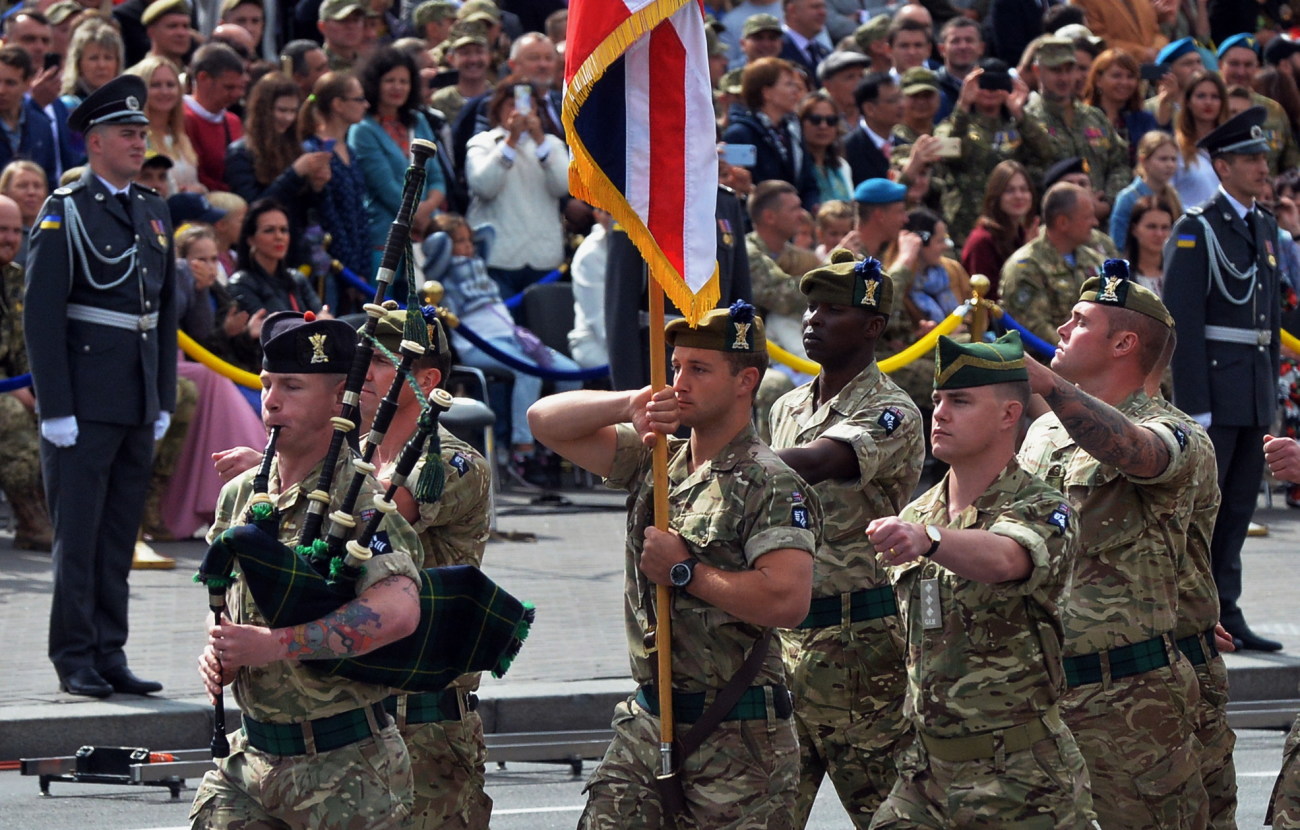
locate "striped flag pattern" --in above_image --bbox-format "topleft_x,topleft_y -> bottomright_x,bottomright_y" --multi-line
563,0 -> 720,324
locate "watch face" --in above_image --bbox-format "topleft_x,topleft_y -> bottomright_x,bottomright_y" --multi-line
926,525 -> 942,544
670,561 -> 691,587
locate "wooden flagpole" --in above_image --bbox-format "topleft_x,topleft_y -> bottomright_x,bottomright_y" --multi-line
647,270 -> 675,784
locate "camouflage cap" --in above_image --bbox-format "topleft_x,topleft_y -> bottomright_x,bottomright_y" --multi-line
705,26 -> 728,58
800,249 -> 893,315
262,311 -> 357,374
900,65 -> 939,96
1079,259 -> 1174,328
142,0 -> 192,25
220,0 -> 262,15
853,14 -> 890,50
934,331 -> 1028,389
719,68 -> 743,95
319,0 -> 366,20
666,300 -> 765,353
412,0 -> 457,26
445,21 -> 488,50
1035,36 -> 1077,67
364,308 -> 450,358
458,0 -> 501,24
742,13 -> 782,38
45,0 -> 82,25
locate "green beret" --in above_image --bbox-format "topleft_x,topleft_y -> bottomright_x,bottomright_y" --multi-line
143,0 -> 192,25
800,249 -> 893,315
853,14 -> 890,50
934,331 -> 1027,390
1035,36 -> 1077,67
364,308 -> 450,359
261,311 -> 357,374
666,301 -> 765,353
1079,259 -> 1174,328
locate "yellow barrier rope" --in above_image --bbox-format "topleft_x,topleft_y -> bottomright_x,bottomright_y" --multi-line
1284,328 -> 1300,354
766,303 -> 971,375
178,330 -> 261,390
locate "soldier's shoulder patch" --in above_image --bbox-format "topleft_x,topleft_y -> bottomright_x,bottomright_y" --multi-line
877,406 -> 904,435
368,530 -> 392,555
1171,423 -> 1189,451
1048,502 -> 1071,533
791,503 -> 810,529
449,451 -> 470,476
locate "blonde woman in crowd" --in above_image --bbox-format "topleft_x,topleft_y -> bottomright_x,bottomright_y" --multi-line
128,55 -> 203,193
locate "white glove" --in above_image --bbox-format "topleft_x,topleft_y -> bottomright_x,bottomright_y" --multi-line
1191,412 -> 1212,429
153,410 -> 172,441
41,415 -> 78,447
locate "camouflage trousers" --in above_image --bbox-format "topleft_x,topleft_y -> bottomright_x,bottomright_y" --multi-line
401,710 -> 492,830
780,616 -> 911,829
867,714 -> 1098,829
1190,657 -> 1237,830
580,695 -> 800,830
188,724 -> 413,829
1062,656 -> 1208,830
1266,713 -> 1300,827
0,391 -> 41,494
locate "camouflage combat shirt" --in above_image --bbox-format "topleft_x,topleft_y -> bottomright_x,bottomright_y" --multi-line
999,229 -> 1106,348
605,422 -> 820,692
1018,390 -> 1200,656
891,459 -> 1078,736
768,363 -> 924,596
1024,96 -> 1131,201
208,453 -> 423,723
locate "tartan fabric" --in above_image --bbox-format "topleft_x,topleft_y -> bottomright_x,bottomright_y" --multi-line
1063,635 -> 1171,687
795,586 -> 898,629
634,684 -> 792,722
243,702 -> 387,755
1176,627 -> 1219,666
197,522 -> 534,693
382,689 -> 462,724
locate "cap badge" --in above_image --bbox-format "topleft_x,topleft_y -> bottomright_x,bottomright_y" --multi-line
731,321 -> 751,350
309,332 -> 328,363
862,279 -> 878,306
1251,125 -> 1263,139
126,95 -> 140,111
1098,276 -> 1121,303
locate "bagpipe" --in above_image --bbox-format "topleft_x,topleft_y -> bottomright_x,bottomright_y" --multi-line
195,139 -> 534,758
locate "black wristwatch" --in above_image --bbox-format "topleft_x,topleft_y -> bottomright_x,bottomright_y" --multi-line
669,557 -> 700,588
922,525 -> 942,558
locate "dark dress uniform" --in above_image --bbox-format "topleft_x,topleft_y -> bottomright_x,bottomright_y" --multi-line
605,185 -> 752,391
1161,107 -> 1280,649
24,76 -> 177,691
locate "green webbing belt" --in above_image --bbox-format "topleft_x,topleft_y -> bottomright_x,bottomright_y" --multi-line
795,585 -> 897,629
382,689 -> 464,725
1064,634 -> 1171,688
635,684 -> 792,723
1176,627 -> 1220,666
243,702 -> 387,755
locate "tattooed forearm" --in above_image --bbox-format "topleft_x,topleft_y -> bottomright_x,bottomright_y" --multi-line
278,576 -> 418,660
1041,378 -> 1169,479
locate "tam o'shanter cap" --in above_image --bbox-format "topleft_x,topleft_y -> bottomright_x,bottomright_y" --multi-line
853,14 -> 890,49
68,74 -> 150,133
364,308 -> 449,357
1217,32 -> 1260,59
142,0 -> 192,25
666,300 -> 765,353
934,331 -> 1028,390
854,177 -> 907,204
1198,105 -> 1269,156
261,311 -> 358,374
1157,36 -> 1197,67
800,249 -> 893,315
742,13 -> 781,38
1079,259 -> 1174,328
1035,36 -> 1077,67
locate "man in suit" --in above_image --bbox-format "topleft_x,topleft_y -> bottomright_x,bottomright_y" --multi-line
1163,106 -> 1282,653
844,71 -> 902,186
25,74 -> 177,697
0,47 -> 60,191
778,0 -> 832,84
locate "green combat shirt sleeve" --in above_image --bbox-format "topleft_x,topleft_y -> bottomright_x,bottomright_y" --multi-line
405,426 -> 492,570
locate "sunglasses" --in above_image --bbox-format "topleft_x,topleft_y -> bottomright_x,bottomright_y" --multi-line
803,114 -> 838,126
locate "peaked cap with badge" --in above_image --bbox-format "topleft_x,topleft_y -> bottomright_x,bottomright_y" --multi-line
800,249 -> 894,315
1198,105 -> 1270,157
262,311 -> 358,373
934,331 -> 1028,389
1079,259 -> 1174,328
665,300 -> 765,353
68,74 -> 150,134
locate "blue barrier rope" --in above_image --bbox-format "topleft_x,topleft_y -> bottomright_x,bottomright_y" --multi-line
503,268 -> 562,309
337,265 -> 407,308
998,311 -> 1058,359
454,321 -> 610,381
0,372 -> 31,391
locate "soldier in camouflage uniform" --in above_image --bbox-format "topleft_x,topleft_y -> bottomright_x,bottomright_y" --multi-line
1018,267 -> 1210,829
1145,334 -> 1238,830
359,310 -> 494,830
1025,39 -> 1131,209
768,251 -> 924,828
1001,183 -> 1107,349
529,303 -> 820,830
867,331 -> 1096,829
1217,33 -> 1300,177
190,312 -> 422,830
1263,434 -> 1300,827
931,57 -> 1056,246
0,194 -> 51,549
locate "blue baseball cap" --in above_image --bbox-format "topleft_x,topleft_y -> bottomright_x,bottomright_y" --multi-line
1217,33 -> 1260,59
853,177 -> 907,205
1156,37 -> 1197,67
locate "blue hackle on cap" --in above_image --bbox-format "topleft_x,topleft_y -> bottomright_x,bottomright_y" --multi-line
1102,258 -> 1130,280
729,300 -> 756,323
854,256 -> 883,278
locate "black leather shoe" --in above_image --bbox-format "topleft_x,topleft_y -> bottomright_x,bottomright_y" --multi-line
100,665 -> 163,695
59,667 -> 113,698
1231,628 -> 1283,652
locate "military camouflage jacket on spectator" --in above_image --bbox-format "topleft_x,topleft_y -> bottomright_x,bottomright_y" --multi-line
1025,96 -> 1131,202
605,422 -> 820,692
0,262 -> 28,378
208,454 -> 423,723
1000,229 -> 1106,347
932,108 -> 1056,244
1018,391 -> 1200,657
891,459 -> 1078,737
768,363 -> 924,597
1255,93 -> 1300,176
745,232 -> 807,318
